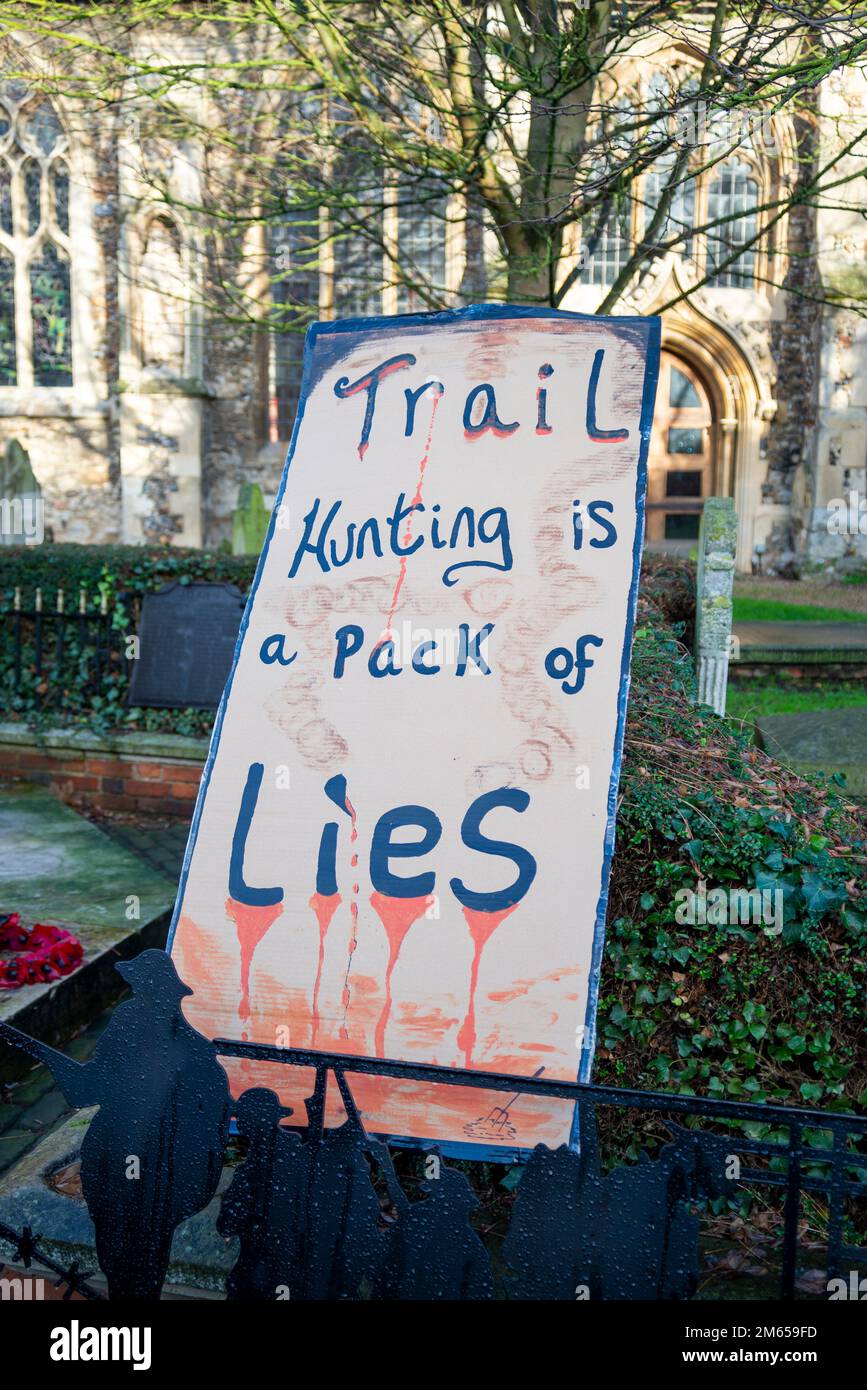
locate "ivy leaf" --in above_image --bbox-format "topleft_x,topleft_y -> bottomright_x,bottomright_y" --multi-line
800,871 -> 846,919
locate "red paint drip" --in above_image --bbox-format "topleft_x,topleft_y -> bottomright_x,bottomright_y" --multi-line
226,897 -> 283,1021
456,904 -> 519,1068
309,891 -> 341,1047
369,892 -> 430,1057
340,791 -> 360,1039
378,390 -> 442,648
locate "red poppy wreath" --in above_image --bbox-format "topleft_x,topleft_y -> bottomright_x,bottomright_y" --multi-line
0,912 -> 84,989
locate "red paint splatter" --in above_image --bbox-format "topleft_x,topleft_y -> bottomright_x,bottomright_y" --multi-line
309,891 -> 341,1047
340,791 -> 360,1039
369,892 -> 430,1057
463,424 -> 519,442
226,897 -> 283,1021
378,389 -> 442,648
456,904 -> 519,1068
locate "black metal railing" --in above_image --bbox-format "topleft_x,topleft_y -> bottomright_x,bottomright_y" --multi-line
214,1040 -> 867,1302
1,949 -> 864,1303
0,586 -> 138,714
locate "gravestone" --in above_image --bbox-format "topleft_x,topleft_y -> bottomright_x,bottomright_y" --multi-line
231,483 -> 270,556
0,438 -> 42,546
694,497 -> 736,715
128,582 -> 245,709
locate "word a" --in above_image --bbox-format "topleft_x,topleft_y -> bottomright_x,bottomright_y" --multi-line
49,1320 -> 152,1372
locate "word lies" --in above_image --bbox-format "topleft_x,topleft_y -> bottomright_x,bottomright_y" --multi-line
230,766 -> 538,913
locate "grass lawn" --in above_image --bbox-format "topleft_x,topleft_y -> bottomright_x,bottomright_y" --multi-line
726,683 -> 867,721
732,596 -> 867,623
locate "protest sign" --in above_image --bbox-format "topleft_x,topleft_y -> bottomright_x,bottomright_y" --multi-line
169,305 -> 660,1156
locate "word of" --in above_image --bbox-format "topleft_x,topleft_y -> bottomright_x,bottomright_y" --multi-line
545,635 -> 603,694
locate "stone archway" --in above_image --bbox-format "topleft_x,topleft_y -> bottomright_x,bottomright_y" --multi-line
646,351 -> 716,549
641,271 -> 777,571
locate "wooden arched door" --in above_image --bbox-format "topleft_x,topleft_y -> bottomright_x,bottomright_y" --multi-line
646,353 -> 715,545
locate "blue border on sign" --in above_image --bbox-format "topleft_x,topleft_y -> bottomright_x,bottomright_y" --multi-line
167,302 -> 661,1164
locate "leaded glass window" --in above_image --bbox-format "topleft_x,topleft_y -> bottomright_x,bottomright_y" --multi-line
579,99 -> 633,287
0,84 -> 72,387
0,251 -> 15,384
30,240 -> 71,384
395,174 -> 448,313
642,158 -> 696,258
579,202 -> 632,286
706,161 -> 759,288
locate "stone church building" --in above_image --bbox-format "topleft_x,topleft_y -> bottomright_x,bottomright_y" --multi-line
1,27 -> 866,574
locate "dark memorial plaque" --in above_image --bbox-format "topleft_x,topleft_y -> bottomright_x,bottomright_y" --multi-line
128,582 -> 246,709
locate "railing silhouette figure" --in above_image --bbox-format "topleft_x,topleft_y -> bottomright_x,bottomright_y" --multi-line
1,951 -> 865,1301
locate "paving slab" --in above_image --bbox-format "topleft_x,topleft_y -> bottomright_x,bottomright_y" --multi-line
734,621 -> 867,663
755,708 -> 867,796
0,785 -> 177,1069
0,1112 -> 237,1295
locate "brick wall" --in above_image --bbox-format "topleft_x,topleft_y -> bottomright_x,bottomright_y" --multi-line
0,730 -> 206,817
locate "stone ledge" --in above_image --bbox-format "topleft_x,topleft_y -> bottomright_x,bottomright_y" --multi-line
0,725 -> 206,816
0,722 -> 210,762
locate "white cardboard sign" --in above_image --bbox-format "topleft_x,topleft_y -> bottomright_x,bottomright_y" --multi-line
169,305 -> 660,1157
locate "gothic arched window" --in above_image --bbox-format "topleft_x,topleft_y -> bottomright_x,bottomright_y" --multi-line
0,84 -> 72,387
579,206 -> 632,286
579,99 -> 633,287
706,160 -> 759,287
642,157 -> 696,259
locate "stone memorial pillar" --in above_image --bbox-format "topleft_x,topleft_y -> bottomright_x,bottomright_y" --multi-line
695,496 -> 737,716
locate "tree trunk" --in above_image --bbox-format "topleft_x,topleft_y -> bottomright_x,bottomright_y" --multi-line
506,255 -> 558,308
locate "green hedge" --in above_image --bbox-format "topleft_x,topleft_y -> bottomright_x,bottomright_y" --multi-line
0,543 -> 257,607
0,544 -> 259,736
601,581 -> 866,1128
